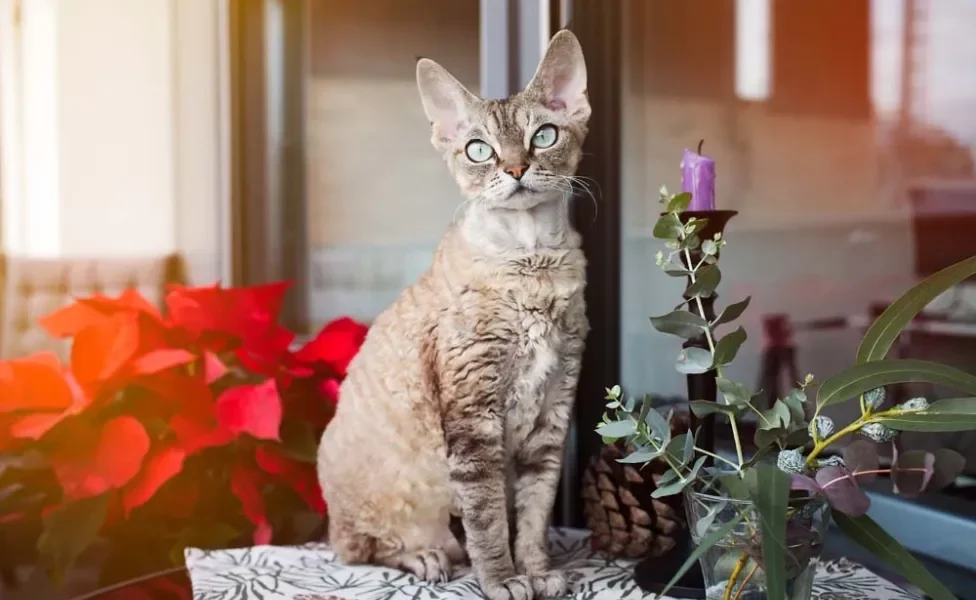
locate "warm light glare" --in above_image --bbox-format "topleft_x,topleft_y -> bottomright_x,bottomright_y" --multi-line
735,0 -> 771,101
870,0 -> 905,115
0,0 -> 60,256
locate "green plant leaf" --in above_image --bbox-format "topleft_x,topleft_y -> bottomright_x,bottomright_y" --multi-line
658,468 -> 680,486
759,400 -> 793,431
690,400 -> 740,418
874,397 -> 976,432
637,394 -> 655,426
713,297 -> 751,327
667,192 -> 692,213
666,268 -> 691,277
649,310 -> 709,339
653,213 -> 684,239
595,420 -> 637,438
816,359 -> 976,410
687,265 -> 722,298
833,513 -> 957,600
617,447 -> 663,464
857,255 -> 976,364
719,471 -> 755,500
712,327 -> 747,367
782,390 -> 807,423
752,465 -> 791,600
665,433 -> 689,464
657,511 -> 747,598
676,347 -> 713,374
754,427 -> 785,449
37,494 -> 111,583
701,239 -> 718,256
644,407 -> 671,441
651,457 -> 707,498
716,378 -> 752,407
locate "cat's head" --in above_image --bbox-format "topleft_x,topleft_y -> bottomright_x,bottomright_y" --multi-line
416,30 -> 590,211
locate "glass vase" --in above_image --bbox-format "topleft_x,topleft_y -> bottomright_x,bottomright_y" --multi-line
684,484 -> 830,600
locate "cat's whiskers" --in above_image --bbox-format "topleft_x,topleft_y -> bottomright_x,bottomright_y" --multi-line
541,173 -> 600,221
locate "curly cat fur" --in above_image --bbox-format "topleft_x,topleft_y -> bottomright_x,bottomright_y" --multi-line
317,31 -> 591,600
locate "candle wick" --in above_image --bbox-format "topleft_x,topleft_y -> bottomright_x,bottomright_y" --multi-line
697,139 -> 705,154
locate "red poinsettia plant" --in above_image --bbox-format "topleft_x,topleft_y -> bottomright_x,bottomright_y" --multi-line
0,282 -> 366,586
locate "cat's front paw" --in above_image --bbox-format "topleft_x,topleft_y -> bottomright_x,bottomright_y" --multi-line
483,574 -> 534,600
527,570 -> 567,597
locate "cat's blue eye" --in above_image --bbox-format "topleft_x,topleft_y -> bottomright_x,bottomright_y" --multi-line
531,124 -> 558,149
465,140 -> 495,163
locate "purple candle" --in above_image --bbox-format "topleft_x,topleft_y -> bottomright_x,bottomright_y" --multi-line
680,145 -> 716,211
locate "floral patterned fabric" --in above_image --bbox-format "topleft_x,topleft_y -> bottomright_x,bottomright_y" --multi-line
185,528 -> 918,600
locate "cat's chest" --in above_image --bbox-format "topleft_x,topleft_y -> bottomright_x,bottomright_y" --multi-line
498,264 -> 585,451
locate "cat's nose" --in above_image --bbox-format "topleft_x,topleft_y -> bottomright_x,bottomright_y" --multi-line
503,164 -> 530,180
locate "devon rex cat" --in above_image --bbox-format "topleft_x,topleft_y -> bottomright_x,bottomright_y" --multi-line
317,30 -> 591,600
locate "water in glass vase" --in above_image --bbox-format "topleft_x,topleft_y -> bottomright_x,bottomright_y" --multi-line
698,535 -> 823,600
685,486 -> 830,600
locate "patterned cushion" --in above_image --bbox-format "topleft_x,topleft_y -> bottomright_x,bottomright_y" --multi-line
0,254 -> 186,359
184,528 -> 919,600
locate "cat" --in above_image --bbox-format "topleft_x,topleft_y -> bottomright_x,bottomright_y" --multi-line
316,30 -> 591,600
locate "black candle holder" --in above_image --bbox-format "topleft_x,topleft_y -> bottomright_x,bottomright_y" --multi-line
633,209 -> 738,599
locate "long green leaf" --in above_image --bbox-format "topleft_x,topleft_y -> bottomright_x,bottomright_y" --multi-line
657,512 -> 746,598
875,397 -> 976,432
833,513 -> 957,600
752,465 -> 790,600
816,359 -> 976,410
857,255 -> 976,364
37,493 -> 111,582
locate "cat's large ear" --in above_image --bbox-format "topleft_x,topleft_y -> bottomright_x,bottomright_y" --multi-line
416,59 -> 478,147
525,30 -> 590,122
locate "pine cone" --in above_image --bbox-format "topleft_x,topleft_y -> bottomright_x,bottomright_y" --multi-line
582,411 -> 690,558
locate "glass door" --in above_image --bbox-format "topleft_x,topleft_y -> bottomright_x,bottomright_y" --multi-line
617,0 -> 976,591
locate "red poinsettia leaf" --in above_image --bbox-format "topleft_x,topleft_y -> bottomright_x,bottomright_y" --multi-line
115,288 -> 163,319
235,326 -> 296,377
128,349 -> 196,377
70,313 -> 141,387
320,378 -> 340,404
203,352 -> 228,384
254,446 -> 288,476
39,302 -> 110,338
7,370 -> 91,441
53,416 -> 151,501
41,289 -> 163,340
246,281 -> 292,322
164,286 -> 215,336
170,414 -> 235,455
255,447 -> 326,514
166,282 -> 290,337
216,380 -> 282,441
0,352 -> 76,413
0,512 -> 24,524
294,317 -> 368,377
231,465 -> 271,544
122,446 -> 186,514
253,521 -> 273,546
10,412 -> 73,441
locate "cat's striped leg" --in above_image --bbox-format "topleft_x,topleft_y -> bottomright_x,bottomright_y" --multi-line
441,341 -> 532,600
376,548 -> 452,583
512,357 -> 581,597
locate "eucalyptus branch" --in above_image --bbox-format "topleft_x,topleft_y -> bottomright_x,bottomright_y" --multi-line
596,184 -> 976,600
695,446 -> 740,470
